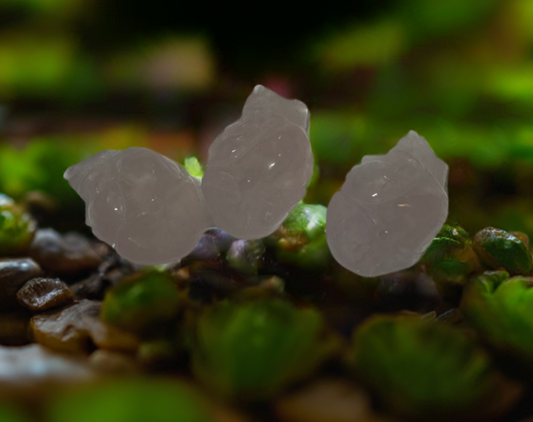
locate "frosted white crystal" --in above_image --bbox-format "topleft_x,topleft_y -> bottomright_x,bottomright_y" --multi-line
326,131 -> 448,277
64,147 -> 207,265
201,85 -> 314,239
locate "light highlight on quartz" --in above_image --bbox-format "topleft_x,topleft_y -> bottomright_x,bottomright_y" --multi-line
64,147 -> 207,265
201,85 -> 314,239
326,130 -> 449,277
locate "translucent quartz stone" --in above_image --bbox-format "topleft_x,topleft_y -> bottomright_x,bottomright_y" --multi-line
201,85 -> 314,240
326,131 -> 448,277
64,147 -> 207,265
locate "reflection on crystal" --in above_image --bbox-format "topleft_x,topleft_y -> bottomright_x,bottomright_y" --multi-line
201,85 -> 314,240
326,131 -> 448,277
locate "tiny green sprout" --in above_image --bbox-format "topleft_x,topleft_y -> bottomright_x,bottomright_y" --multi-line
190,298 -> 337,400
183,156 -> 204,179
467,270 -> 510,295
419,224 -> 480,300
266,202 -> 330,270
347,315 -> 517,422
47,379 -> 210,422
473,227 -> 532,275
0,193 -> 37,256
461,273 -> 533,368
101,270 -> 181,335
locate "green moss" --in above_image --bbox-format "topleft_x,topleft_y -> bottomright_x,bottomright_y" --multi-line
190,298 -> 335,400
461,274 -> 533,366
420,224 -> 480,288
348,315 -> 504,421
0,193 -> 36,256
101,270 -> 181,334
468,270 -> 510,295
266,202 -> 330,270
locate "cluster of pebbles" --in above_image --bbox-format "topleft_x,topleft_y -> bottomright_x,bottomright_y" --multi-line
0,226 -> 397,422
3,217 -> 533,422
0,229 -> 140,378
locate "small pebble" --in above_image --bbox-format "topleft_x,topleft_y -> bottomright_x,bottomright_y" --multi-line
70,273 -> 110,300
29,229 -> 102,275
31,299 -> 139,354
89,349 -> 138,374
16,277 -> 74,312
22,191 -> 57,226
0,258 -> 42,309
0,310 -> 31,345
182,228 -> 236,264
275,378 -> 391,422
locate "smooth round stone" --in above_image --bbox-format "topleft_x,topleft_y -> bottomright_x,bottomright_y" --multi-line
327,131 -> 448,277
0,258 -> 42,309
31,299 -> 139,353
29,229 -> 102,275
64,147 -> 207,265
16,277 -> 74,312
202,85 -> 314,240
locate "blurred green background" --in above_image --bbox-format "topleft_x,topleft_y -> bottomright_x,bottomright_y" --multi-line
1,0 -> 533,238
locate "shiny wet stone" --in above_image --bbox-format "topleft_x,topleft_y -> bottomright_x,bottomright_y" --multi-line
0,258 -> 42,309
16,277 -> 74,312
31,299 -> 139,354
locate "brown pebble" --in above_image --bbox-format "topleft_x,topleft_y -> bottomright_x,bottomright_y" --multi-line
0,258 -> 42,309
16,277 -> 74,312
89,349 -> 138,374
29,229 -> 102,275
0,310 -> 31,345
70,273 -> 111,300
31,299 -> 139,354
275,378 -> 391,422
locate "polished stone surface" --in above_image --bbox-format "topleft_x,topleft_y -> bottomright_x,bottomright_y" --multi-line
326,131 -> 448,277
16,277 -> 74,312
0,258 -> 42,309
64,147 -> 207,265
202,85 -> 314,239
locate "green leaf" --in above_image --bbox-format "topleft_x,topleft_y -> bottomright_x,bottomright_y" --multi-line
349,315 -> 503,421
191,298 -> 335,400
101,270 -> 181,334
